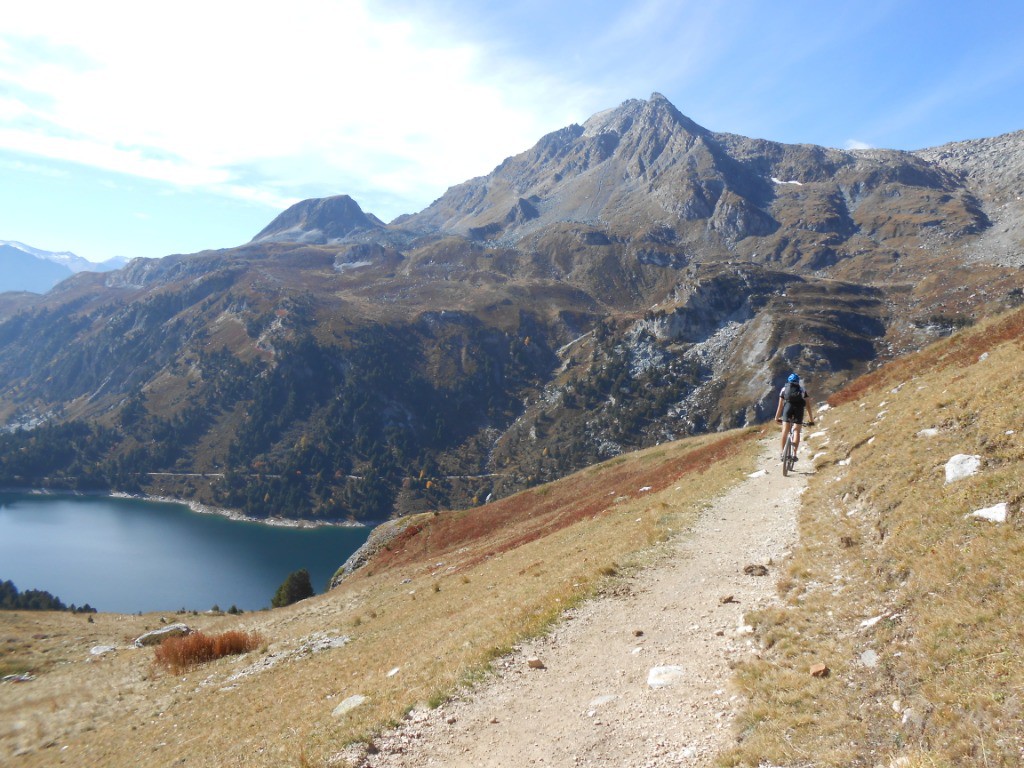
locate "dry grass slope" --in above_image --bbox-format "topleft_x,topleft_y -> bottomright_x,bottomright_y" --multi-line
1,427 -> 760,767
723,305 -> 1024,767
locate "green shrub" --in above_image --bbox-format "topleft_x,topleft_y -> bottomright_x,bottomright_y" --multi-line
272,568 -> 314,608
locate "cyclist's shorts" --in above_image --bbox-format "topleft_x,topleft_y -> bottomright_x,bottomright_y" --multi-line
781,403 -> 805,424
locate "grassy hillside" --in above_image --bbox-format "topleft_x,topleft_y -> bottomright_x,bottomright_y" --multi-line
725,306 -> 1024,767
1,427 -> 760,766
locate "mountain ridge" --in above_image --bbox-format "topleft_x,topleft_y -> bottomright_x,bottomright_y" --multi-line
0,93 -> 1021,522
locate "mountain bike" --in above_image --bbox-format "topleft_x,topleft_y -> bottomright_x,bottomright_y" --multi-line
781,421 -> 814,476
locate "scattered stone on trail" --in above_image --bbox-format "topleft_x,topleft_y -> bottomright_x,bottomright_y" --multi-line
647,666 -> 686,688
490,717 -> 499,724
527,657 -> 546,669
743,564 -> 769,576
719,595 -> 739,604
840,535 -> 857,548
969,502 -> 1009,523
859,649 -> 879,668
446,716 -> 457,725
632,629 -> 644,637
747,469 -> 768,478
134,623 -> 192,647
735,622 -> 754,636
2,673 -> 35,683
332,694 -> 368,718
944,453 -> 981,483
90,645 -> 117,656
809,662 -> 830,678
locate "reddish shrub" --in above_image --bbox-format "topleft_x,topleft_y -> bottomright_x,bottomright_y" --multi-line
154,629 -> 264,674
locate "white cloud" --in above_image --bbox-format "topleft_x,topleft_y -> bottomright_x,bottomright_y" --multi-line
844,139 -> 873,150
0,0 -> 589,220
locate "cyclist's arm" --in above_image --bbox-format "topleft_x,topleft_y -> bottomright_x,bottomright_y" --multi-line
774,392 -> 784,422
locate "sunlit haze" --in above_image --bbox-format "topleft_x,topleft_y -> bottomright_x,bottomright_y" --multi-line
2,0 -> 1023,262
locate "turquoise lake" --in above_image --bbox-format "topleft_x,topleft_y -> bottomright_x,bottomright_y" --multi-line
0,493 -> 370,614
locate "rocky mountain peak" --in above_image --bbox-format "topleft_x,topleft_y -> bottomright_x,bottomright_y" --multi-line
582,92 -> 706,140
251,194 -> 384,245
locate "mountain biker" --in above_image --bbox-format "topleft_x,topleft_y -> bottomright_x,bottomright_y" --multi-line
775,373 -> 814,463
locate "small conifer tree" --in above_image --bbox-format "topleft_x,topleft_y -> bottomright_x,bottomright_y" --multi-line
271,568 -> 314,608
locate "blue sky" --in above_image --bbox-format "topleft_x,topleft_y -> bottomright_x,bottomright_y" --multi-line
1,0 -> 1022,263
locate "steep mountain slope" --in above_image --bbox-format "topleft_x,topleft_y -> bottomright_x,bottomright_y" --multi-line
0,94 -> 1021,521
915,129 -> 1024,267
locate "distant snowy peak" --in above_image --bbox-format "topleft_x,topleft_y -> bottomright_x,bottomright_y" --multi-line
0,240 -> 126,272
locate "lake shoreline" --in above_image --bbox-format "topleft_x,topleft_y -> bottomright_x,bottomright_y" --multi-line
0,486 -> 371,529
1,491 -> 374,614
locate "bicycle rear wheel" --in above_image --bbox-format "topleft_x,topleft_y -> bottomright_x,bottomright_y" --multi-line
782,435 -> 794,476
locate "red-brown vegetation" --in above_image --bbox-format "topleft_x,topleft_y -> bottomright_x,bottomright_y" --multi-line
369,429 -> 757,574
829,305 -> 1024,407
153,630 -> 264,674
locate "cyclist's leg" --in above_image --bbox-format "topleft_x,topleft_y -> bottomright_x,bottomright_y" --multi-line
780,421 -> 792,457
789,405 -> 805,453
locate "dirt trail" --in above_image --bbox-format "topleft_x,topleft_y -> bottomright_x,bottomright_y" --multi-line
351,436 -> 814,768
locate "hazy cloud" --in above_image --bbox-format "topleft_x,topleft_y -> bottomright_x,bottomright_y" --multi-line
0,0 -> 590,220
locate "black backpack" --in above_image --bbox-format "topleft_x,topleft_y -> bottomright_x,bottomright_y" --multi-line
782,382 -> 804,406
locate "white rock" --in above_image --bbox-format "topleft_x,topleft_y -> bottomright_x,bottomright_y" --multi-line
838,458 -> 851,466
90,645 -> 117,656
332,694 -> 368,718
917,428 -> 940,438
902,707 -> 923,728
588,694 -> 617,708
647,666 -> 686,688
747,469 -> 768,478
860,614 -> 885,629
134,623 -> 192,647
387,667 -> 400,677
969,502 -> 1008,523
945,454 -> 981,483
859,649 -> 879,668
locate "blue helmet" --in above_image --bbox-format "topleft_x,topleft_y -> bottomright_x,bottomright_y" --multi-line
787,373 -> 800,383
